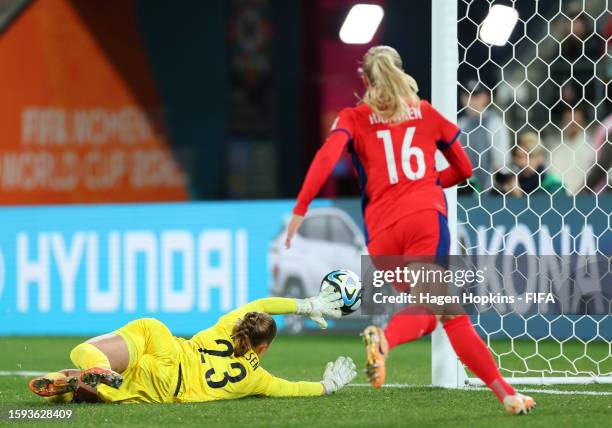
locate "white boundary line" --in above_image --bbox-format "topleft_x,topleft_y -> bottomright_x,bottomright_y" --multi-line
0,370 -> 45,377
1,372 -> 610,396
348,383 -> 612,396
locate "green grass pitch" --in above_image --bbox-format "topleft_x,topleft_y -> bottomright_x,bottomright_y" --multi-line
0,335 -> 610,427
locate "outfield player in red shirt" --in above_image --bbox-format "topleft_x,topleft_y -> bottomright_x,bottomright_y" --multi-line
285,46 -> 535,415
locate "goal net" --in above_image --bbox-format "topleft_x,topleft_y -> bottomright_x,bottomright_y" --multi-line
432,0 -> 611,386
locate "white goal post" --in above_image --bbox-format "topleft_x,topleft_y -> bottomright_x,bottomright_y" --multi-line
431,0 -> 469,388
430,0 -> 611,387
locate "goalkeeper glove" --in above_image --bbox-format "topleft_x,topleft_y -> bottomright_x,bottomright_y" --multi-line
296,286 -> 343,329
321,356 -> 357,394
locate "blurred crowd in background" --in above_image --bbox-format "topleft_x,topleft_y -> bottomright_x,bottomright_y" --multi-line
457,2 -> 611,197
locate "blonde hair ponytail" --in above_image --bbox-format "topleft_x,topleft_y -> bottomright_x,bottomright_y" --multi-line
361,46 -> 420,122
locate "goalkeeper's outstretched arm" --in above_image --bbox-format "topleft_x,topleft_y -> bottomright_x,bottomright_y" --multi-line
216,287 -> 343,333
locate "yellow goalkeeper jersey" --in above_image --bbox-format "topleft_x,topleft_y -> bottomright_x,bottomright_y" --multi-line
175,298 -> 325,402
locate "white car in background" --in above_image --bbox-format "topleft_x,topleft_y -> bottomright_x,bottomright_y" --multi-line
268,207 -> 366,333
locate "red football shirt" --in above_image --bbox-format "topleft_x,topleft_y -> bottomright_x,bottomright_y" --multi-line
294,100 -> 470,242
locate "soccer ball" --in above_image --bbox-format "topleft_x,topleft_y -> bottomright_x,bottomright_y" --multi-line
321,269 -> 362,315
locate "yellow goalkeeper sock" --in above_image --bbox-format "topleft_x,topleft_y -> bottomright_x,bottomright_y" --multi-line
70,343 -> 111,370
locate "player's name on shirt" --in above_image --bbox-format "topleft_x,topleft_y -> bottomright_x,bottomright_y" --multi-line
368,106 -> 423,125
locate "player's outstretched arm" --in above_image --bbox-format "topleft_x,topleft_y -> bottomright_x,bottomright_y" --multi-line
216,288 -> 343,332
257,356 -> 357,397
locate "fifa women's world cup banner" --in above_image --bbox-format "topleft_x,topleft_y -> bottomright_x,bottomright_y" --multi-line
0,0 -> 187,204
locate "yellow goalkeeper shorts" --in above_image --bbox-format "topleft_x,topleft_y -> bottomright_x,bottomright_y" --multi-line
96,318 -> 181,403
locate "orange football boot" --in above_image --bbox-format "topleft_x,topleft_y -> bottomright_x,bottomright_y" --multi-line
362,325 -> 388,389
29,374 -> 78,397
80,368 -> 123,389
503,393 -> 537,415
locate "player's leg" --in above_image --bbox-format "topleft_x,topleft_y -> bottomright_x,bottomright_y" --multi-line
68,318 -> 175,390
363,211 -> 444,387
384,305 -> 438,349
398,212 -> 534,412
69,334 -> 127,388
441,314 -> 535,414
112,318 -> 179,366
425,212 -> 535,413
28,371 -> 79,399
28,368 -> 100,402
59,369 -> 100,403
29,334 -> 126,398
362,225 -> 401,388
364,211 -> 536,413
92,318 -> 179,404
363,305 -> 439,388
382,211 -> 446,348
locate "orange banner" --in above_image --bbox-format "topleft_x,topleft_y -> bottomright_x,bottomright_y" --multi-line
0,0 -> 188,204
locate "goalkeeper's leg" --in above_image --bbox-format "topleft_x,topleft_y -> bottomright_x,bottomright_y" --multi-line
69,335 -> 126,388
27,335 -> 122,398
28,369 -> 101,403
69,317 -> 176,390
29,371 -> 79,398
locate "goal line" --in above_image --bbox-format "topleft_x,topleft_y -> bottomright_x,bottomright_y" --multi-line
348,383 -> 612,396
467,376 -> 612,386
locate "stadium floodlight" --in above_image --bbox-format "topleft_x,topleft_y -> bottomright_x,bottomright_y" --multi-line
478,4 -> 519,46
339,4 -> 384,44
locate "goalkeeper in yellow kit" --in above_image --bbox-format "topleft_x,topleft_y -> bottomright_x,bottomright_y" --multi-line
28,288 -> 357,403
